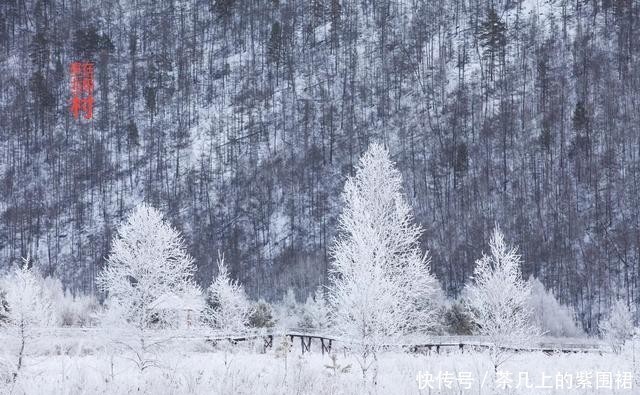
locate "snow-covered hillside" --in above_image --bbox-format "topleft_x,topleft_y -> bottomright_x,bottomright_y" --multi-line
1,0 -> 639,334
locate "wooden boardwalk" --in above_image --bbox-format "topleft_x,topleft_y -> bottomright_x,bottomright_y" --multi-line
204,331 -> 606,356
32,328 -> 608,356
204,331 -> 336,355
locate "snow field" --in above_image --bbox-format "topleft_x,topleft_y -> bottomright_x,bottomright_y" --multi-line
1,336 -> 635,395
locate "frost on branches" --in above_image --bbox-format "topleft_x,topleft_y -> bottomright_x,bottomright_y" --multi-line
299,287 -> 329,331
205,254 -> 252,334
600,299 -> 635,354
97,203 -> 201,370
0,259 -> 53,384
527,277 -> 581,337
464,226 -> 539,370
328,143 -> 440,381
97,203 -> 200,330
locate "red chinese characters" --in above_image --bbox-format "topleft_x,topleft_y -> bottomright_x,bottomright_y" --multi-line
70,62 -> 94,120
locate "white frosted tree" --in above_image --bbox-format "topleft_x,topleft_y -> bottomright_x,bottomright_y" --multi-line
328,143 -> 440,382
464,226 -> 539,371
528,277 -> 581,337
299,287 -> 329,331
275,288 -> 301,329
97,203 -> 200,370
205,254 -> 252,334
600,299 -> 635,354
0,258 -> 53,384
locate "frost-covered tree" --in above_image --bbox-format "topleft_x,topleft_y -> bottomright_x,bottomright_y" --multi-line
600,299 -> 635,354
98,203 -> 199,329
0,258 -> 53,383
442,300 -> 475,335
328,143 -> 440,381
205,254 -> 252,334
464,226 -> 539,371
299,287 -> 329,331
97,203 -> 200,370
528,277 -> 581,337
274,288 -> 302,329
248,300 -> 275,329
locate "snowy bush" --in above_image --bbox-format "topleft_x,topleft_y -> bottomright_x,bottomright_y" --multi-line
248,300 -> 275,329
0,290 -> 8,325
527,277 -> 582,337
274,288 -> 302,329
329,143 -> 441,381
600,299 -> 635,354
442,300 -> 475,335
58,293 -> 101,327
298,287 -> 329,331
205,254 -> 252,334
40,276 -> 100,327
38,277 -> 64,327
464,226 -> 540,371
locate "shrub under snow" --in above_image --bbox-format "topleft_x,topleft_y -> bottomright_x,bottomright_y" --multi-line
41,277 -> 100,327
442,300 -> 475,335
298,287 -> 329,331
527,277 -> 582,338
248,300 -> 275,329
600,299 -> 635,354
273,288 -> 302,329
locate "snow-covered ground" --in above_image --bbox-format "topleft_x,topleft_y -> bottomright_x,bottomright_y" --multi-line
0,330 -> 636,394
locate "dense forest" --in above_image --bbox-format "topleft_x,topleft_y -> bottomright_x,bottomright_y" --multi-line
0,0 -> 639,332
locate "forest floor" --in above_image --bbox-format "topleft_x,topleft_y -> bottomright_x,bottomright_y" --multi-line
0,330 -> 636,394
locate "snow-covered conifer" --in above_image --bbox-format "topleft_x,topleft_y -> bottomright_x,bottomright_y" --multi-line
248,300 -> 275,329
205,254 -> 252,334
299,287 -> 329,331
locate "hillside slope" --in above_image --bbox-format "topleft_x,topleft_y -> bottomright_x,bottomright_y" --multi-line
0,0 -> 639,331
